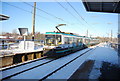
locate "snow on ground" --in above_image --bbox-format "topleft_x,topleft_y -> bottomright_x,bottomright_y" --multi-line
89,61 -> 102,79
87,43 -> 118,64
86,43 -> 119,79
0,47 -> 43,57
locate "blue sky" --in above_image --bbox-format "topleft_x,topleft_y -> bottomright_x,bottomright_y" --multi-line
2,2 -> 118,37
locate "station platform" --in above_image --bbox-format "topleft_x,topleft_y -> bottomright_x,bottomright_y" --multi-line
43,43 -> 119,80
1,43 -> 119,80
70,43 -> 119,80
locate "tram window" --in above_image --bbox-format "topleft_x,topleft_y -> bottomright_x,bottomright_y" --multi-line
73,38 -> 75,43
73,38 -> 77,43
80,38 -> 83,43
86,39 -> 88,43
85,39 -> 90,43
45,35 -> 61,46
78,38 -> 82,43
64,37 -> 69,44
85,39 -> 88,43
56,35 -> 62,45
45,35 -> 55,46
56,35 -> 61,42
69,37 -> 73,44
77,38 -> 80,43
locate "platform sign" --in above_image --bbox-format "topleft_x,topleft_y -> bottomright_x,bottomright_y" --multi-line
18,28 -> 28,36
18,28 -> 28,50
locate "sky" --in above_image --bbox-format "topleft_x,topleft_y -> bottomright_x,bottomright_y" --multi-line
1,1 -> 119,37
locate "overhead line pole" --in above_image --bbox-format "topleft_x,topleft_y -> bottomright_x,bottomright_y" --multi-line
86,29 -> 88,37
111,30 -> 113,42
5,2 -> 58,24
23,2 -> 71,25
32,2 -> 36,41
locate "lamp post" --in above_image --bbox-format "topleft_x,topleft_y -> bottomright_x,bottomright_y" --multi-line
18,28 -> 28,50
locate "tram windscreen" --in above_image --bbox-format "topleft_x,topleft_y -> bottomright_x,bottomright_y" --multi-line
45,35 -> 61,46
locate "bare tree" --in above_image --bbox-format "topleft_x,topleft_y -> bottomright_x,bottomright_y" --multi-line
12,29 -> 17,35
12,29 -> 18,39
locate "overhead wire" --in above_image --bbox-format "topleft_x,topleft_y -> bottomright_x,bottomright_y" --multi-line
4,2 -> 77,32
65,0 -> 99,36
65,0 -> 92,27
22,2 -> 74,25
55,0 -> 88,31
4,2 -> 59,24
55,0 -> 80,23
5,2 -> 95,36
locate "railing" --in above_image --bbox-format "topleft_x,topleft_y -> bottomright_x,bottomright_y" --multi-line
0,39 -> 45,67
110,43 -> 119,51
0,39 -> 44,50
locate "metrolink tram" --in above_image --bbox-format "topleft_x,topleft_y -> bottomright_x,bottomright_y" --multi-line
44,32 -> 99,57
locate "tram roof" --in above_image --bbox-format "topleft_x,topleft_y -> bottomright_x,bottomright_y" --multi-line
45,32 -> 91,39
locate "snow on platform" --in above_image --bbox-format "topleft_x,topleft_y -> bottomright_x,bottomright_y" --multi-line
45,48 -> 94,79
1,58 -> 51,79
87,43 -> 118,64
0,47 -> 43,57
0,41 -> 44,57
2,43 -> 118,80
86,43 -> 119,79
10,48 -> 93,79
46,43 -> 119,79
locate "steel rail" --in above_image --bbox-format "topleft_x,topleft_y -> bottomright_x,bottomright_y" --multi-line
40,48 -> 93,80
2,48 -> 95,80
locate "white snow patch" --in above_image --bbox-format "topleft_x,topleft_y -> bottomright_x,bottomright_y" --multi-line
46,48 -> 94,79
86,43 -> 119,80
89,61 -> 102,79
87,43 -> 118,65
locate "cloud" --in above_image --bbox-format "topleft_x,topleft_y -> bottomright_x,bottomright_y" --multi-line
92,22 -> 99,25
107,22 -> 112,24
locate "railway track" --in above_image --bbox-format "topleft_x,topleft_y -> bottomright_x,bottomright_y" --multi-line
1,47 -> 95,80
1,57 -> 56,80
41,48 -> 93,80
